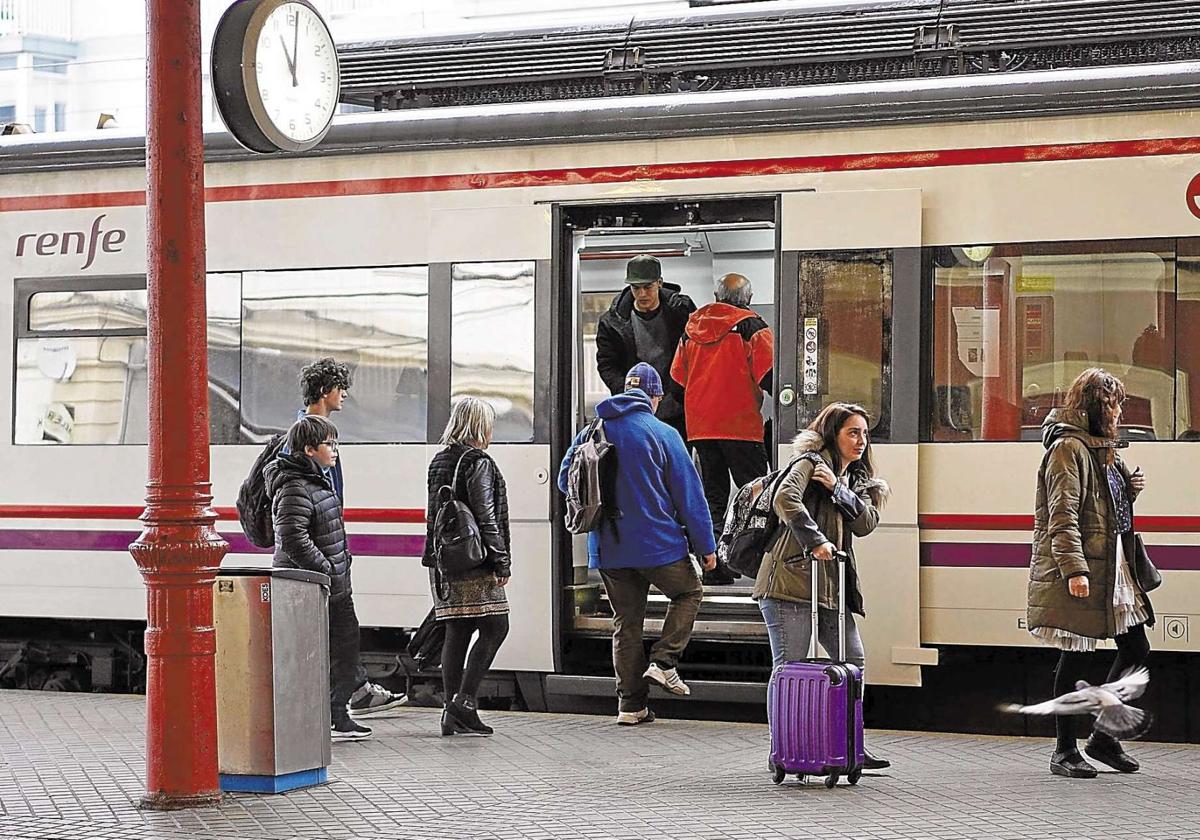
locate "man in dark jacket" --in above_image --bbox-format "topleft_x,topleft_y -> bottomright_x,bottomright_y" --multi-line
671,273 -> 774,585
265,415 -> 401,740
595,255 -> 696,443
557,363 -> 716,726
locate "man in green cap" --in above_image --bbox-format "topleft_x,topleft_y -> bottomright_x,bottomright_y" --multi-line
595,255 -> 696,445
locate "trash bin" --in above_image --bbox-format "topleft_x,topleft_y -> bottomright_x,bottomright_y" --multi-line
214,567 -> 331,793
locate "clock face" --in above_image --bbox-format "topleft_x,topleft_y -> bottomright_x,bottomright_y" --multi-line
248,1 -> 339,148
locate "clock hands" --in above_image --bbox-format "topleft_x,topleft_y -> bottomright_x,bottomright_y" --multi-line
279,33 -> 295,82
291,13 -> 299,87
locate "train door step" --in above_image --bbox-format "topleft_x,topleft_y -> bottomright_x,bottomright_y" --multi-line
543,674 -> 767,704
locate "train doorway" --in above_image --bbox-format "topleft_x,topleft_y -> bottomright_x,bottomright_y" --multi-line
548,196 -> 779,702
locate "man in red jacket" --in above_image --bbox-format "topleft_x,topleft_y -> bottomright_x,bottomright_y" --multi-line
671,273 -> 774,585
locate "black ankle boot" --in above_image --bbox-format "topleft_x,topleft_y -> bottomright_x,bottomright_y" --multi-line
862,747 -> 890,770
1050,750 -> 1098,778
440,706 -> 472,736
1085,732 -> 1139,773
449,693 -> 493,735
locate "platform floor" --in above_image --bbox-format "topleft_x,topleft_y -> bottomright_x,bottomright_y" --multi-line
1,690 -> 1198,840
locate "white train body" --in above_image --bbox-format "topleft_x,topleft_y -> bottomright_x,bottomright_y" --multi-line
2,87 -> 1199,689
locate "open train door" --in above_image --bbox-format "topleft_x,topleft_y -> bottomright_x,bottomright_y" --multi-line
776,189 -> 936,687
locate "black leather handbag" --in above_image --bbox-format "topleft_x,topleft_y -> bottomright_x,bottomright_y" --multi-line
432,452 -> 485,578
1131,533 -> 1162,592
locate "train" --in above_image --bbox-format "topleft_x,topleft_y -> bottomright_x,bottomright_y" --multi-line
0,2 -> 1198,733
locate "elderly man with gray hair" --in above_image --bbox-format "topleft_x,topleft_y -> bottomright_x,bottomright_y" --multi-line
671,273 -> 774,585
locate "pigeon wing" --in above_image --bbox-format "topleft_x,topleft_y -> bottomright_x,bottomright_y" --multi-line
1100,667 -> 1149,703
1004,688 -> 1099,717
1094,703 -> 1153,741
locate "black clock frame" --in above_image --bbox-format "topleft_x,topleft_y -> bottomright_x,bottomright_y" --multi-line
211,0 -> 338,154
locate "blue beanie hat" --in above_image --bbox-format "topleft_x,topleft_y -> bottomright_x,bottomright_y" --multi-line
624,362 -> 663,397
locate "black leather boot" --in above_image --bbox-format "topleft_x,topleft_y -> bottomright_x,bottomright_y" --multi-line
862,747 -> 890,770
440,706 -> 471,736
1085,732 -> 1139,773
1050,750 -> 1098,778
447,693 -> 493,735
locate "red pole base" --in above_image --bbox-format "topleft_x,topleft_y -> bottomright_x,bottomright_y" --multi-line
131,519 -> 227,808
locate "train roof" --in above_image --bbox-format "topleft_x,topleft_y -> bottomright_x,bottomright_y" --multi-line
3,60 -> 1200,174
337,0 -> 1200,109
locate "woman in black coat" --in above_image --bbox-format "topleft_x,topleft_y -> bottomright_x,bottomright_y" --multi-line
422,397 -> 511,736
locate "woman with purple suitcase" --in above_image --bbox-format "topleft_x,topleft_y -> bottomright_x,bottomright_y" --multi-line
752,402 -> 891,774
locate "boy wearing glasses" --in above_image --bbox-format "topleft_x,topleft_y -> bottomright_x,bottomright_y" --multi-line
595,255 -> 696,446
266,414 -> 382,740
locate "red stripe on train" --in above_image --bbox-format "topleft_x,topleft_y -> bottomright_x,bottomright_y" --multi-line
0,504 -> 425,524
3,135 -> 1200,212
919,514 -> 1200,533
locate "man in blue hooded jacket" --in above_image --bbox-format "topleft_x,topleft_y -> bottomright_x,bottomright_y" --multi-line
558,362 -> 716,725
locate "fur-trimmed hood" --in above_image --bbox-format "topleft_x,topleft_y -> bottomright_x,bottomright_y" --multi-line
790,430 -> 891,509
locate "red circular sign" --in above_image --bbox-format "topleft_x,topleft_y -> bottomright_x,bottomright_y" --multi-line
1188,173 -> 1200,220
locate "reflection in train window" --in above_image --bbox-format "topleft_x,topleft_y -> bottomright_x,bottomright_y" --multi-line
1178,249 -> 1200,440
930,242 -> 1185,441
206,273 -> 243,444
29,288 -> 147,332
241,267 -> 429,443
796,251 -> 891,438
14,335 -> 148,444
451,261 -> 536,442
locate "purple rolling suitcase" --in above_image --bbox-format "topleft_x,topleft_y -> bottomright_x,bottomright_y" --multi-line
768,551 -> 865,787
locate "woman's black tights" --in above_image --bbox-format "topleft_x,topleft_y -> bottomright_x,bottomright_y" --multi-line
1054,624 -> 1151,753
441,614 -> 510,701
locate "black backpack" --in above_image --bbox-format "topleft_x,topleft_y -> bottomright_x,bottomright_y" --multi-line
718,453 -> 818,578
236,433 -> 286,548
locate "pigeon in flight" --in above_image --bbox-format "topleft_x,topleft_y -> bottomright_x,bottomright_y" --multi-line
1002,667 -> 1152,740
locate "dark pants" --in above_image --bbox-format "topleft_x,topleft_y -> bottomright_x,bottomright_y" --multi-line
1053,624 -> 1151,751
329,591 -> 368,724
599,557 -> 704,712
441,614 -> 510,701
693,439 -> 768,543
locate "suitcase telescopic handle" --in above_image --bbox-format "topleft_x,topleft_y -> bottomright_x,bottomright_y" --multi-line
808,549 -> 850,663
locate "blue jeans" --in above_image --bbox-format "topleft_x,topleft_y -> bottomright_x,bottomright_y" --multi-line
758,597 -> 866,670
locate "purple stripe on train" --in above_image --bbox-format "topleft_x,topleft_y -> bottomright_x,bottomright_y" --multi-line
0,529 -> 425,557
920,542 -> 1200,571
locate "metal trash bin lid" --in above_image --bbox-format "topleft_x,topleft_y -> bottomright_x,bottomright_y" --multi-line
216,566 -> 329,586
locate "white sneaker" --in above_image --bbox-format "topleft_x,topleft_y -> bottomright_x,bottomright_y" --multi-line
644,662 -> 690,696
348,681 -> 408,719
616,708 -> 656,726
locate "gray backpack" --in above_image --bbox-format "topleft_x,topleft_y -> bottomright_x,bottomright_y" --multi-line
563,418 -> 619,535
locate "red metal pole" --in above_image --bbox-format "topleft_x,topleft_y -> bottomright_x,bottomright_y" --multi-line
130,0 -> 228,810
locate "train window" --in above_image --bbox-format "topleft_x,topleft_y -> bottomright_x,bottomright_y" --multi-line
930,241 -> 1179,441
28,288 -> 147,332
240,266 -> 429,443
451,261 -> 536,442
796,250 -> 891,437
1178,244 -> 1200,440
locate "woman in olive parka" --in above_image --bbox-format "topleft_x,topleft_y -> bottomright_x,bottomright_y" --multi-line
1028,368 -> 1153,779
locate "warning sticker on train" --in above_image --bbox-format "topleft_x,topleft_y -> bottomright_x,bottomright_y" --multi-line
1188,173 -> 1200,220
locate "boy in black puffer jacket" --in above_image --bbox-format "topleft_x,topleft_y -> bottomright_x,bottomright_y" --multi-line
264,415 -> 376,740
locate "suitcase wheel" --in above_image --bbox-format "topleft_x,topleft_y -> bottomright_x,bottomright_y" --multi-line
772,765 -> 786,785
824,773 -> 839,789
848,768 -> 862,786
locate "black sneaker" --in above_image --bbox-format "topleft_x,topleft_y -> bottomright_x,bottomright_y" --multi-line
331,718 -> 372,741
348,682 -> 408,720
